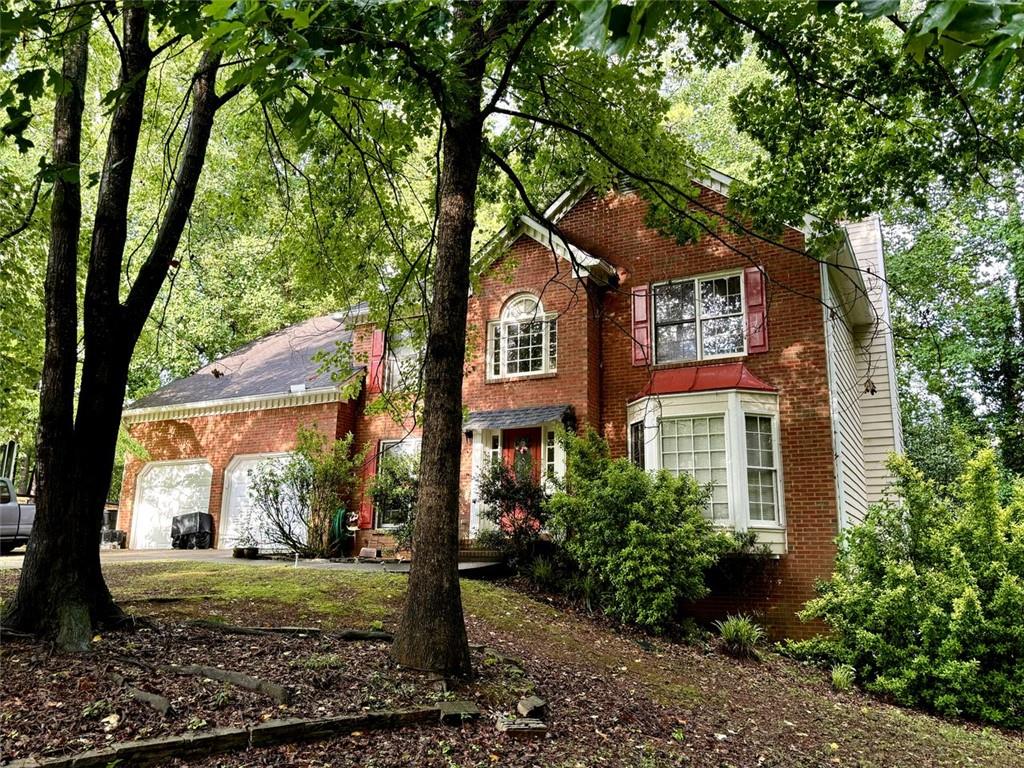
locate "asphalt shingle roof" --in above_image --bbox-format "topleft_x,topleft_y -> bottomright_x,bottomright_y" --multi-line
125,313 -> 358,412
463,404 -> 571,431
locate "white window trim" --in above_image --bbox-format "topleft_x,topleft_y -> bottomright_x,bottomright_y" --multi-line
383,344 -> 421,393
375,438 -> 421,530
742,411 -> 784,527
627,391 -> 786,547
486,293 -> 558,380
651,269 -> 747,365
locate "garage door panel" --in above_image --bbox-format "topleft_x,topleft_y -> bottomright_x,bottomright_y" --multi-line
221,454 -> 305,550
132,461 -> 213,549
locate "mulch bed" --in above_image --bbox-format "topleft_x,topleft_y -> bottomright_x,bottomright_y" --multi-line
0,624 -> 512,764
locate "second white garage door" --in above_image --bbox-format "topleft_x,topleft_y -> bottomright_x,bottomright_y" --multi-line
131,460 -> 213,549
220,453 -> 298,550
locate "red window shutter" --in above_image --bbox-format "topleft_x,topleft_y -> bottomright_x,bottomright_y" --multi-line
631,285 -> 651,366
367,329 -> 385,394
744,266 -> 769,353
358,448 -> 378,529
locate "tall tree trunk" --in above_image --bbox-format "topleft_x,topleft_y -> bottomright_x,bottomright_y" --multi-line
392,63 -> 486,676
2,7 -> 97,649
2,16 -> 227,649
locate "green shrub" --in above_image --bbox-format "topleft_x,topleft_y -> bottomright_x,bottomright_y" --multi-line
831,663 -> 856,692
713,614 -> 765,658
478,449 -> 548,565
249,428 -> 364,557
796,450 -> 1024,727
546,429 -> 729,632
473,528 -> 511,555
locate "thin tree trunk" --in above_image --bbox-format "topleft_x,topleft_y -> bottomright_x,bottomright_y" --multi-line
391,78 -> 485,676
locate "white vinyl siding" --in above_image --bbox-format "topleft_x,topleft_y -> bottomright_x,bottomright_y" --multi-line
828,300 -> 868,526
841,218 -> 903,509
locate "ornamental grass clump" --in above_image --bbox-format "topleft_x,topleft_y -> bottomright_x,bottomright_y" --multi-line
713,614 -> 765,659
831,663 -> 856,692
795,450 -> 1024,727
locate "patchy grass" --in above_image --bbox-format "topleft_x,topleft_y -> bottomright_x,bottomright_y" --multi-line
2,561 -> 1022,768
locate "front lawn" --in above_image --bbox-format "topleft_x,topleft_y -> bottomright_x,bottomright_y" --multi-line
1,561 -> 1021,767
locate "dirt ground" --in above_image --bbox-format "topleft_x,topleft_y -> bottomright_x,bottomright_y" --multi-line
1,561 -> 1021,767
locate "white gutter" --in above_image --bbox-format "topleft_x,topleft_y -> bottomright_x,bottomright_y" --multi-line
122,385 -> 350,424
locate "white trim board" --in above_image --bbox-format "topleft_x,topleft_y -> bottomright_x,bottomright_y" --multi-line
122,386 -> 347,424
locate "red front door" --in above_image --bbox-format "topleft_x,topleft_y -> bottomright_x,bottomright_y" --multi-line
502,427 -> 542,481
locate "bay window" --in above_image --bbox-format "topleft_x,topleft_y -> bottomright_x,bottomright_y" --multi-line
745,415 -> 778,523
627,390 -> 785,552
487,294 -> 557,378
653,274 -> 744,363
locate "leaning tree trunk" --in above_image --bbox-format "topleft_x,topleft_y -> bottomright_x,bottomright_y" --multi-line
3,9 -> 227,649
391,109 -> 485,675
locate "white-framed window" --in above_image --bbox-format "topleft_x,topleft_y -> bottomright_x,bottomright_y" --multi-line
627,391 -> 786,550
659,415 -> 730,522
486,293 -> 557,379
745,414 -> 778,523
652,273 -> 744,363
384,344 -> 421,393
487,433 -> 502,466
544,428 -> 556,483
629,421 -> 645,469
376,438 -> 421,529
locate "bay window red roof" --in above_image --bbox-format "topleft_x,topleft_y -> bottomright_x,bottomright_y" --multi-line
632,362 -> 775,400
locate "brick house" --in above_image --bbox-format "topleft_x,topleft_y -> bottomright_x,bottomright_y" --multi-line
119,171 -> 901,633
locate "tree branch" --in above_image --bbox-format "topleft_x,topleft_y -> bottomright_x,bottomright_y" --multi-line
122,50 -> 226,339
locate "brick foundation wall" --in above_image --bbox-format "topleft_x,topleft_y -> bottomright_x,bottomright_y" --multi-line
119,401 -> 353,548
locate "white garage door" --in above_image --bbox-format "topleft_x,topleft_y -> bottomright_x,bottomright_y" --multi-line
220,454 -> 300,550
132,460 -> 213,549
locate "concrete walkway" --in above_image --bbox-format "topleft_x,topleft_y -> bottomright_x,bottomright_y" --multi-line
0,547 -> 501,576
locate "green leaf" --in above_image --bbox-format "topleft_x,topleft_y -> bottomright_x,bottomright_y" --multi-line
853,0 -> 901,19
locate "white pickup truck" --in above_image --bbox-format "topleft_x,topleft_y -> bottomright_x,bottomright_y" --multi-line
0,478 -> 35,555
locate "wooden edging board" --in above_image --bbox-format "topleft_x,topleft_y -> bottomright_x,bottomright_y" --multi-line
5,703 -> 479,768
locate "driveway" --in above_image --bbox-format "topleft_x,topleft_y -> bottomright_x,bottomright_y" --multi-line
0,547 -> 501,575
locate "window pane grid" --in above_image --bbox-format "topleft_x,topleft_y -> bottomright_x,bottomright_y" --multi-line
653,274 -> 744,363
660,416 -> 729,521
545,430 -> 556,479
744,415 -> 777,522
488,296 -> 557,378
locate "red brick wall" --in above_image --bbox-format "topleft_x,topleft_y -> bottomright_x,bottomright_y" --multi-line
119,401 -> 353,548
552,187 -> 837,637
348,239 -> 602,550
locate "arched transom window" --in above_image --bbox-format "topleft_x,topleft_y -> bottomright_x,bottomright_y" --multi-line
487,294 -> 557,378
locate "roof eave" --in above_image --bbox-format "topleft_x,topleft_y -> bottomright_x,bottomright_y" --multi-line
122,384 -> 349,424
